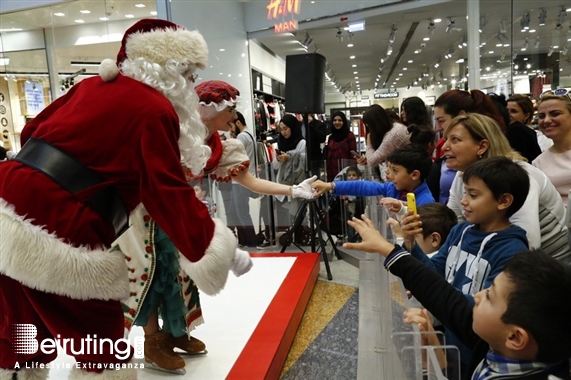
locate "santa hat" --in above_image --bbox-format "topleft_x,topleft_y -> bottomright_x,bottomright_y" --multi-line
195,80 -> 240,112
99,18 -> 208,82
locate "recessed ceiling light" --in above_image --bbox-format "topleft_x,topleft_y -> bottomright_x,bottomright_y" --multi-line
150,11 -> 157,16
53,12 -> 65,16
80,10 -> 91,14
219,48 -> 225,51
99,17 -> 109,21
528,29 -> 536,33
352,64 -> 357,67
408,60 -> 413,63
399,73 -> 403,76
135,3 -> 146,7
347,43 -> 354,47
434,18 -> 442,23
74,19 -> 85,23
125,14 -> 135,18
356,80 -> 360,83
354,76 -> 359,79
403,68 -> 407,70
423,37 -> 430,41
353,71 -> 358,74
349,55 -> 355,59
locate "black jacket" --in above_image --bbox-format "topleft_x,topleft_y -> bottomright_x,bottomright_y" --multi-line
506,122 -> 542,163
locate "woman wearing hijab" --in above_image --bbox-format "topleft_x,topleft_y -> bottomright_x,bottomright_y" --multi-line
272,114 -> 307,231
325,111 -> 357,182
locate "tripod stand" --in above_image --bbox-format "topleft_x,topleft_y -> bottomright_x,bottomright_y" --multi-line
279,198 -> 340,280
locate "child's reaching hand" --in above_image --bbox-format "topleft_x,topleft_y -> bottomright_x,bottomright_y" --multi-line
311,179 -> 332,197
344,215 -> 395,256
380,197 -> 405,214
403,308 -> 447,368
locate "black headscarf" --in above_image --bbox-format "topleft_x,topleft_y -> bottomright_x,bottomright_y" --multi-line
277,114 -> 303,152
329,111 -> 350,142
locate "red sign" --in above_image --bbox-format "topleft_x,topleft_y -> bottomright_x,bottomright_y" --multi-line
266,0 -> 301,33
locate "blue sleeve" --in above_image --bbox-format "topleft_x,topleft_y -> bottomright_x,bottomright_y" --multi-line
335,180 -> 388,197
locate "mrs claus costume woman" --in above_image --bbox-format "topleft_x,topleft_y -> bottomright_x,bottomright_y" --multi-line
118,80 -> 317,374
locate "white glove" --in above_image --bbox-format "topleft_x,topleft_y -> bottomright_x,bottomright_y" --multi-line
231,248 -> 253,277
291,175 -> 317,199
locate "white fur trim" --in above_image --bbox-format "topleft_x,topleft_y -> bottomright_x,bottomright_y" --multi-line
0,199 -> 129,301
199,95 -> 239,113
99,58 -> 119,82
126,28 -> 208,69
179,218 -> 237,296
68,366 -> 136,379
0,368 -> 48,380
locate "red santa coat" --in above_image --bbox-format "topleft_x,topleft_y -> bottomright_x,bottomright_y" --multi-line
0,74 -> 236,367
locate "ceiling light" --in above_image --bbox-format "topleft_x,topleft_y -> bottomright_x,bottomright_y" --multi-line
556,7 -> 567,29
434,61 -> 440,68
353,71 -> 358,74
125,14 -> 135,18
150,11 -> 157,16
538,9 -> 547,26
428,19 -> 436,34
336,27 -> 344,42
434,18 -> 442,23
74,19 -> 85,23
446,18 -> 456,33
352,64 -> 357,67
80,10 -> 91,14
348,21 -> 365,32
408,60 -> 413,63
423,37 -> 430,41
521,38 -> 529,51
99,17 -> 109,21
499,20 -> 507,34
53,12 -> 65,16
302,32 -> 313,48
347,43 -> 354,47
388,24 -> 397,44
480,14 -> 489,30
386,45 -> 393,56
456,58 -> 465,63
135,3 -> 146,7
520,12 -> 530,31
349,55 -> 356,59
402,67 -> 407,70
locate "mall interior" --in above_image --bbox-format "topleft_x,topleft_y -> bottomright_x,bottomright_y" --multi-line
1,0 -> 571,379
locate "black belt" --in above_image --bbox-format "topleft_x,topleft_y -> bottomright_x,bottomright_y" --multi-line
14,137 -> 129,238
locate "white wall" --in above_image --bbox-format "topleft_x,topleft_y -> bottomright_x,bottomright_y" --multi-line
249,41 -> 285,83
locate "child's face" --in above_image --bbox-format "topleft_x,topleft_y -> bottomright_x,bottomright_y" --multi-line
385,162 -> 395,182
415,232 -> 439,255
346,170 -> 360,181
193,185 -> 205,200
460,177 -> 507,230
472,272 -> 511,352
388,163 -> 418,192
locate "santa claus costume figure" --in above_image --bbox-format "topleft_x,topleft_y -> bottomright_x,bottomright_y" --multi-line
118,79 -> 317,374
0,19 -> 241,380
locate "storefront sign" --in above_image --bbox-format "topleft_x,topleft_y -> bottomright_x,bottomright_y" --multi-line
267,0 -> 301,33
374,91 -> 399,99
361,95 -> 369,100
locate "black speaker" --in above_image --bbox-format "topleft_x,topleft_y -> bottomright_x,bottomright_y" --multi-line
285,53 -> 326,114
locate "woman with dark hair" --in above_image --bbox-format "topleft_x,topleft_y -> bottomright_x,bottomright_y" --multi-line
325,111 -> 357,182
401,96 -> 432,128
363,104 -> 409,170
505,94 -> 542,162
408,123 -> 436,157
272,114 -> 307,231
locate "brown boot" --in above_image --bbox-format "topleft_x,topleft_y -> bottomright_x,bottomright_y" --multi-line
144,331 -> 185,372
169,334 -> 207,354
